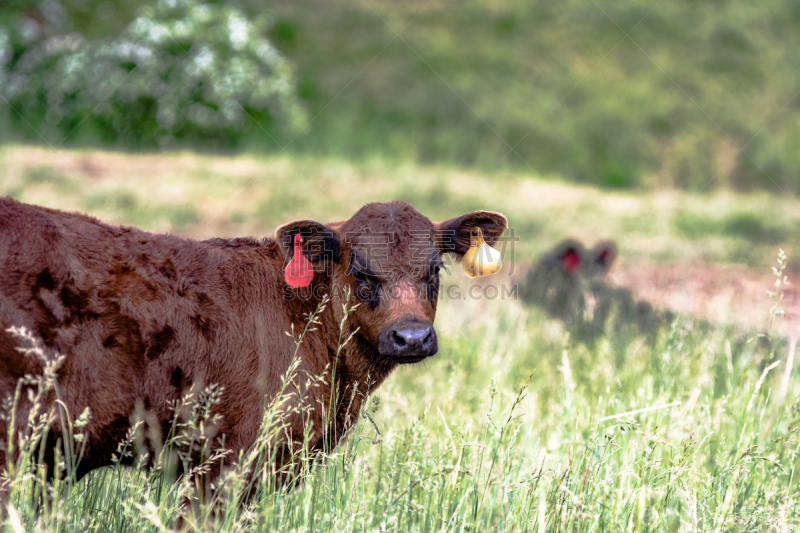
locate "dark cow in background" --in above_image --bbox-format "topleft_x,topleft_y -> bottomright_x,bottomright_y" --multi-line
520,238 -> 669,343
0,197 -> 507,496
519,238 -> 617,322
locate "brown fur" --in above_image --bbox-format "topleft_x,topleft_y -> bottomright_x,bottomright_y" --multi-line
0,197 -> 507,491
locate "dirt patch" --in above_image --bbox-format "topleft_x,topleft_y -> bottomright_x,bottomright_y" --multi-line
607,260 -> 800,335
507,257 -> 799,335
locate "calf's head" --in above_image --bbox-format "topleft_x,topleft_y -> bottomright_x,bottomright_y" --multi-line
277,202 -> 507,364
543,239 -> 617,279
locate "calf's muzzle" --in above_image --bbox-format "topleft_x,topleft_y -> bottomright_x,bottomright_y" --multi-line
379,321 -> 438,363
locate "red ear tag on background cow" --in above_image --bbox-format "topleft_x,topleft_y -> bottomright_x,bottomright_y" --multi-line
562,249 -> 581,275
285,234 -> 314,288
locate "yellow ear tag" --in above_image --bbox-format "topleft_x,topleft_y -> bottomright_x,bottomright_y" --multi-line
462,227 -> 502,278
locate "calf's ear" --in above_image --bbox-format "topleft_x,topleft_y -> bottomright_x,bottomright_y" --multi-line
588,240 -> 617,275
435,210 -> 508,257
275,220 -> 341,264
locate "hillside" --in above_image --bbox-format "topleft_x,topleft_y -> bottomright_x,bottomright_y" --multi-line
3,0 -> 800,192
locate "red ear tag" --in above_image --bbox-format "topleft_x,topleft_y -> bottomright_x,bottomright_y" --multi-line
562,249 -> 581,275
285,234 -> 314,288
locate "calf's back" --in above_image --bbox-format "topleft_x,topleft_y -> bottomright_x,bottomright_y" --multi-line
0,197 -> 331,477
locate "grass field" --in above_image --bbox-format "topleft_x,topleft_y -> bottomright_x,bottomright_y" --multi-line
1,146 -> 799,531
3,145 -> 800,268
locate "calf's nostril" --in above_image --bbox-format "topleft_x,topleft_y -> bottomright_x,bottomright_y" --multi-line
392,330 -> 407,347
422,328 -> 432,346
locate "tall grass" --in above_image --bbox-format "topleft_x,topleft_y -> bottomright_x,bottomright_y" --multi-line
2,254 -> 799,531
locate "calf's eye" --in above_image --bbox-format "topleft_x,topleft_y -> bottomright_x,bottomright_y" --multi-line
427,265 -> 441,283
352,270 -> 380,305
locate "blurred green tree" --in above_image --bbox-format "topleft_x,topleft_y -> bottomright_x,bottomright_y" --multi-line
0,0 -> 306,148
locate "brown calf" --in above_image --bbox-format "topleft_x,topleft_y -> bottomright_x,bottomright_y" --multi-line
0,197 -> 507,491
519,238 -> 672,343
519,238 -> 616,322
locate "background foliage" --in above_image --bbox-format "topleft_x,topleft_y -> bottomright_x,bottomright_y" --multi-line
0,0 -> 306,149
2,0 -> 800,191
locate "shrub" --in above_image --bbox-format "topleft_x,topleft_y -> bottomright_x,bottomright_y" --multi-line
0,0 -> 307,148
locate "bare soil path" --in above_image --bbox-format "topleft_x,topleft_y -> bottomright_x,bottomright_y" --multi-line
608,260 -> 799,336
